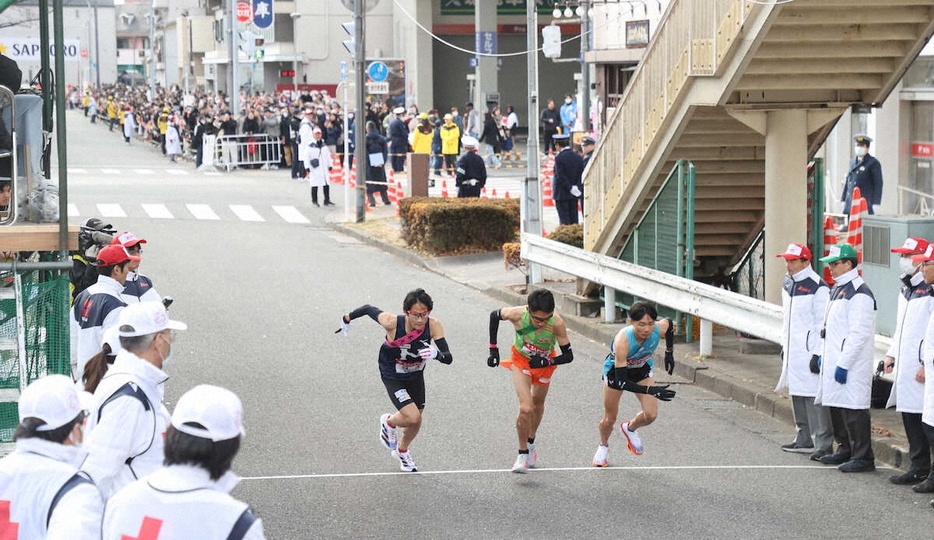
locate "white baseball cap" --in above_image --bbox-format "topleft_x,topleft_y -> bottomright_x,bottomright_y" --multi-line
462,136 -> 478,148
18,375 -> 83,431
118,302 -> 187,338
102,325 -> 122,356
171,385 -> 245,442
393,106 -> 405,115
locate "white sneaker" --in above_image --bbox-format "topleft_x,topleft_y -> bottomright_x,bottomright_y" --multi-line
527,444 -> 538,468
620,422 -> 644,455
380,413 -> 397,451
512,453 -> 529,473
593,444 -> 609,467
392,449 -> 417,472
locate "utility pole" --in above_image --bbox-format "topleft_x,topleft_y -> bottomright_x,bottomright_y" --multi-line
580,0 -> 590,132
228,0 -> 240,118
353,0 -> 365,222
149,1 -> 156,100
526,0 -> 543,284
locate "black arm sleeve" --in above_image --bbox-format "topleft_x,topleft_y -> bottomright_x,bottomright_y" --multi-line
489,309 -> 502,346
552,342 -> 574,365
347,304 -> 382,323
665,318 -> 674,352
435,337 -> 453,365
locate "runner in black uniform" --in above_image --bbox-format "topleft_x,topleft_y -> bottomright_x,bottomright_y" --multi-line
339,289 -> 453,472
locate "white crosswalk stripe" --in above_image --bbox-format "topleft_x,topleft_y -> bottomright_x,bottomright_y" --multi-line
67,203 -> 79,217
186,204 -> 220,220
141,204 -> 174,219
101,168 -> 121,175
165,169 -> 189,175
68,168 -> 87,174
97,203 -> 126,218
272,205 -> 310,224
229,205 -> 265,222
133,169 -> 156,175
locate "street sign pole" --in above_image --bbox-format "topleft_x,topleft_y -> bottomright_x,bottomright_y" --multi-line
228,0 -> 239,118
526,1 -> 543,284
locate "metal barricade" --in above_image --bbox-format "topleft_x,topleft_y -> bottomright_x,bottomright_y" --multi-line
212,134 -> 281,172
0,87 -> 18,226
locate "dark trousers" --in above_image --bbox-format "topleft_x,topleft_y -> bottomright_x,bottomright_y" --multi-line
291,143 -> 303,178
902,412 -> 932,474
311,185 -> 331,205
555,198 -> 579,226
367,186 -> 390,206
391,153 -> 406,173
543,130 -> 557,152
196,144 -> 203,168
109,117 -> 116,131
829,406 -> 874,461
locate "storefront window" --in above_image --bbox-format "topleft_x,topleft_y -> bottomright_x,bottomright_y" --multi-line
904,56 -> 934,89
907,101 -> 934,214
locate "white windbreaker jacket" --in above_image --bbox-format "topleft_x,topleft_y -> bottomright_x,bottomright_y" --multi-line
885,272 -> 933,413
776,266 -> 828,397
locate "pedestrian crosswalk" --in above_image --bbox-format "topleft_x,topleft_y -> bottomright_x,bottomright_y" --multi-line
68,167 -> 194,176
67,202 -> 318,225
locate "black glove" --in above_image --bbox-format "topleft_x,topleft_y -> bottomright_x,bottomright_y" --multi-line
664,350 -> 675,375
648,385 -> 676,401
810,355 -> 821,374
487,346 -> 500,368
528,354 -> 554,369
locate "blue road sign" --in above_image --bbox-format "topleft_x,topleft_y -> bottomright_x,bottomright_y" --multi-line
367,61 -> 389,83
252,0 -> 273,29
475,31 -> 497,55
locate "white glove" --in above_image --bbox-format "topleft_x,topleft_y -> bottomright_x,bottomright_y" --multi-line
337,318 -> 352,337
468,179 -> 478,186
418,345 -> 438,360
570,185 -> 582,198
872,204 -> 881,214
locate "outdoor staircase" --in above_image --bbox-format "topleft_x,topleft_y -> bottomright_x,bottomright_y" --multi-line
584,0 -> 934,284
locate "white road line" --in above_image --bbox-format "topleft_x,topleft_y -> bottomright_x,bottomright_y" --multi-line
133,169 -> 155,175
97,203 -> 126,218
204,172 -> 222,176
101,168 -> 121,175
186,204 -> 220,220
141,204 -> 174,219
240,463 -> 877,481
272,205 -> 310,224
165,169 -> 189,175
68,168 -> 87,174
229,205 -> 264,222
67,204 -> 79,217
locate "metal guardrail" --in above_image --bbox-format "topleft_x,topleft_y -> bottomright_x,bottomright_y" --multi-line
584,0 -> 752,247
523,233 -> 895,358
0,86 -> 17,226
209,134 -> 282,172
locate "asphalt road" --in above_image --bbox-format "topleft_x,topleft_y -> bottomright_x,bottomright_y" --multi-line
59,111 -> 933,539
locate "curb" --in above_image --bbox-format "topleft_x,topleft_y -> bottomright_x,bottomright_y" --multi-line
330,218 -> 910,470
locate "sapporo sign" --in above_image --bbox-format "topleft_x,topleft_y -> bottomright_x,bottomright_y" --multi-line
0,38 -> 82,62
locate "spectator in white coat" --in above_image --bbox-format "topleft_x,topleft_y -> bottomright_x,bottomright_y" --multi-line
82,302 -> 187,499
815,243 -> 877,473
0,375 -> 104,539
910,244 -> 934,496
774,243 -> 832,460
103,385 -> 265,540
302,124 -> 334,207
123,107 -> 136,144
165,118 -> 183,163
882,238 -> 934,486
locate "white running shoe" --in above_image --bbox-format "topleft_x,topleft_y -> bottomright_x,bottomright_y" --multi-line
380,413 -> 397,451
620,422 -> 644,455
593,444 -> 609,467
392,449 -> 417,472
527,444 -> 538,468
512,453 -> 530,473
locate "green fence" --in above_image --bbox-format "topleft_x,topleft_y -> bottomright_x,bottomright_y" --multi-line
0,269 -> 71,443
612,160 -> 696,340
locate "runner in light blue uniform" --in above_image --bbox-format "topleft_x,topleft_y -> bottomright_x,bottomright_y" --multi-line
593,301 -> 676,466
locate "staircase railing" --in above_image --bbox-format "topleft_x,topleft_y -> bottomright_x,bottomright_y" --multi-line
614,160 -> 696,338
585,0 -> 752,249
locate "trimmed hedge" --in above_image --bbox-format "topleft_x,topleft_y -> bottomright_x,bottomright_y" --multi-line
548,224 -> 584,248
399,197 -> 520,255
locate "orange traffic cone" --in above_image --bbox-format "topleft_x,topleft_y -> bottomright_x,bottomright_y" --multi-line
441,180 -> 449,198
822,216 -> 838,286
491,188 -> 498,198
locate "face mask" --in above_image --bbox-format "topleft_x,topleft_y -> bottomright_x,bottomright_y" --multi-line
452,112 -> 459,117
900,257 -> 918,275
156,334 -> 173,369
565,99 -> 572,104
855,146 -> 866,157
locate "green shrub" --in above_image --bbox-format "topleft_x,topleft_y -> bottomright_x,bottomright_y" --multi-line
399,197 -> 520,254
547,224 -> 583,248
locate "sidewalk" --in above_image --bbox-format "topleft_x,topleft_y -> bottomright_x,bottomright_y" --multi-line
328,204 -> 913,471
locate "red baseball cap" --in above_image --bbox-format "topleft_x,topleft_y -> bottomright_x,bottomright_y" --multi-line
94,245 -> 141,267
891,237 -> 929,255
776,243 -> 811,261
912,244 -> 934,263
110,231 -> 148,249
